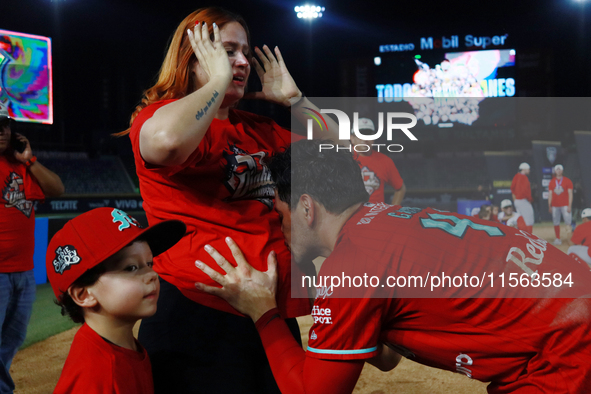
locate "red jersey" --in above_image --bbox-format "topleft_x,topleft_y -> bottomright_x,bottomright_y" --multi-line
130,100 -> 310,317
549,176 -> 573,207
354,151 -> 403,204
307,204 -> 591,391
510,172 -> 532,202
571,220 -> 591,250
54,323 -> 154,394
0,155 -> 45,273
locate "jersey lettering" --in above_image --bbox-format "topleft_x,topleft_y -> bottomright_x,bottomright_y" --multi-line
420,213 -> 505,238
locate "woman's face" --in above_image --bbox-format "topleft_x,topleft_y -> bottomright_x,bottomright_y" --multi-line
192,21 -> 251,106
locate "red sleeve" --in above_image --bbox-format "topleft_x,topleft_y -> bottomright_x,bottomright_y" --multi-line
256,309 -> 364,394
510,175 -> 518,194
566,178 -> 574,191
571,227 -> 584,245
386,157 -> 404,190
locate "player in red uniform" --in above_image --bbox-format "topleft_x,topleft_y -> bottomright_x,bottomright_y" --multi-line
46,208 -> 185,394
196,140 -> 591,394
548,164 -> 574,245
497,199 -> 527,231
568,208 -> 591,267
350,118 -> 406,205
510,162 -> 534,233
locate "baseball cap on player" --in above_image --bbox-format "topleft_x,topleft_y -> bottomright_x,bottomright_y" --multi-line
582,208 -> 591,219
46,207 -> 186,299
501,199 -> 513,209
519,162 -> 530,170
352,118 -> 375,133
554,164 -> 564,171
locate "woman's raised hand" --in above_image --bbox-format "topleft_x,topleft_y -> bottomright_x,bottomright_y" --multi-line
246,45 -> 301,107
187,22 -> 232,85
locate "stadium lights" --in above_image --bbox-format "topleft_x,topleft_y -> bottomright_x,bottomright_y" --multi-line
295,5 -> 325,19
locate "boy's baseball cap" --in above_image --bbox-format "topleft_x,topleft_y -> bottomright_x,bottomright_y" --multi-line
351,118 -> 375,133
554,164 -> 564,171
519,162 -> 530,170
46,207 -> 186,299
582,208 -> 591,219
501,199 -> 513,209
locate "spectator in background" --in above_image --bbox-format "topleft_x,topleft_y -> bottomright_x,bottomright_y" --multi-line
350,118 -> 406,205
0,105 -> 64,393
490,205 -> 500,222
568,208 -> 591,267
498,199 -> 528,231
511,162 -> 534,233
548,164 -> 573,245
478,204 -> 492,220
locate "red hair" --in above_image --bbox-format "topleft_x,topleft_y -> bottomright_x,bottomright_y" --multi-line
115,7 -> 250,136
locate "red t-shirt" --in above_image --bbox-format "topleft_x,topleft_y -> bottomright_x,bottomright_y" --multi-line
510,172 -> 532,202
130,100 -> 310,317
548,176 -> 573,207
0,155 -> 45,273
354,151 -> 403,204
54,323 -> 153,394
307,204 -> 591,389
571,220 -> 591,250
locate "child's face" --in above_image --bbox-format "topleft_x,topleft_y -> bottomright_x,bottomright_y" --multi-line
89,241 -> 159,321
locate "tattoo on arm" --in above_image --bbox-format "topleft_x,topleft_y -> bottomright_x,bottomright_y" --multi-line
195,90 -> 220,120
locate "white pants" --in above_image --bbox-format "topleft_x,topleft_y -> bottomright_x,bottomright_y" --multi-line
514,199 -> 534,226
552,206 -> 572,226
567,245 -> 591,267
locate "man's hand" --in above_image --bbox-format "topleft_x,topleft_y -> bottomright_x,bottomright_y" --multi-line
195,237 -> 278,322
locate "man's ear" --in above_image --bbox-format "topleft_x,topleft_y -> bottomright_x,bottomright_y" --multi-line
68,285 -> 98,308
299,194 -> 316,226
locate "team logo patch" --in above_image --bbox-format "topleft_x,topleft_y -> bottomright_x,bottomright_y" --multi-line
360,166 -> 380,196
310,330 -> 317,340
53,245 -> 81,274
111,209 -> 141,231
222,144 -> 274,209
2,172 -> 33,218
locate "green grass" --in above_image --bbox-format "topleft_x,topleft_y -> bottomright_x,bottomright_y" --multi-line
21,283 -> 78,349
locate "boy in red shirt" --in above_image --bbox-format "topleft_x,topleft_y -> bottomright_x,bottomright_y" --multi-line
46,208 -> 185,394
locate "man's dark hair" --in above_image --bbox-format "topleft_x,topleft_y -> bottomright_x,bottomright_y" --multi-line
55,262 -> 107,323
269,139 -> 369,213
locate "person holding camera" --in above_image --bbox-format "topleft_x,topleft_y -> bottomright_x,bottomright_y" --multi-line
0,104 -> 64,393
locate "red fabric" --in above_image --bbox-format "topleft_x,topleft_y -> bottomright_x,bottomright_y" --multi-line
510,173 -> 532,202
0,155 -> 45,273
257,313 -> 363,394
54,323 -> 154,394
129,100 -> 309,318
305,204 -> 591,391
571,221 -> 591,257
354,151 -> 403,204
549,176 -> 573,207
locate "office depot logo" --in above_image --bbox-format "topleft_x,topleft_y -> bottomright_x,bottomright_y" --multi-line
304,109 -> 418,152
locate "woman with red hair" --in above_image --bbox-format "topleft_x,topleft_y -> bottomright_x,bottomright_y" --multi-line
118,6 -> 331,394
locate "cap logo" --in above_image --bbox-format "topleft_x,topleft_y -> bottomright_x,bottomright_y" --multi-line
111,208 -> 139,231
53,245 -> 81,274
